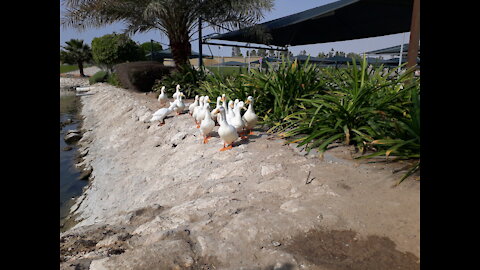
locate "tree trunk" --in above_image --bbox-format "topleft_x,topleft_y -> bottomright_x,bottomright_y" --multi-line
170,37 -> 191,68
78,62 -> 85,77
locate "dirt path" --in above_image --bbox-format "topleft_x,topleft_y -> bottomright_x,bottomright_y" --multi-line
60,82 -> 420,270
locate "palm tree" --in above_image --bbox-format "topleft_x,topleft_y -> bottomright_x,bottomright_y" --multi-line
61,0 -> 273,68
60,39 -> 92,77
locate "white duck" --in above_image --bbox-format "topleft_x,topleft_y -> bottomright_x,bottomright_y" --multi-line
212,107 -> 238,151
195,96 -> 211,128
189,95 -> 199,115
172,84 -> 181,100
231,101 -> 247,139
226,100 -> 235,125
221,94 -> 227,111
157,86 -> 168,106
150,102 -> 177,126
242,96 -> 258,135
173,93 -> 186,115
200,103 -> 215,144
192,96 -> 205,125
212,96 -> 222,125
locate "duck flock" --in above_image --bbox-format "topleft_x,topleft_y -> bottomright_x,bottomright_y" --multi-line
150,84 -> 258,151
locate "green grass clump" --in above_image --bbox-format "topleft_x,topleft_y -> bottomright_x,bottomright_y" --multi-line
89,70 -> 109,84
60,65 -> 79,73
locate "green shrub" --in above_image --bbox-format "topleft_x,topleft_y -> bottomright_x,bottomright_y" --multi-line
197,57 -> 326,127
114,61 -> 173,92
197,74 -> 251,108
153,65 -> 206,98
243,57 -> 326,128
91,33 -> 145,71
106,72 -> 121,87
276,56 -> 419,162
89,70 -> 109,84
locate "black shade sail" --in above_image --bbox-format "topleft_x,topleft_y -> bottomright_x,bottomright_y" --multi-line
210,61 -> 248,67
146,49 -> 213,59
249,57 -> 281,64
210,0 -> 413,47
365,43 -> 420,55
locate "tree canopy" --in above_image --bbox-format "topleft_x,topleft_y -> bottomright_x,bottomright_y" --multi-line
91,33 -> 145,71
61,0 -> 274,67
60,39 -> 92,76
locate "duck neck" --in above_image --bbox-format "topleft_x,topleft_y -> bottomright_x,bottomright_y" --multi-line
219,110 -> 228,126
248,102 -> 254,113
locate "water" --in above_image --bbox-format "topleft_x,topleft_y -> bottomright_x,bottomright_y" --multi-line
60,90 -> 88,226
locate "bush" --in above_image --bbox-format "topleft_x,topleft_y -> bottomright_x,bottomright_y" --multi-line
114,61 -> 174,92
106,72 -> 121,87
89,70 -> 109,84
91,33 -> 145,70
197,57 -> 325,126
277,56 -> 419,160
153,65 -> 206,98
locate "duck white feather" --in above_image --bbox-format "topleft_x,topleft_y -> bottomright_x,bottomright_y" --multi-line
157,86 -> 168,105
213,107 -> 238,150
150,102 -> 177,125
231,101 -> 246,134
212,96 -> 222,122
173,93 -> 186,115
226,100 -> 235,125
242,96 -> 258,134
200,104 -> 215,144
172,84 -> 181,99
189,95 -> 199,115
195,96 -> 211,125
192,96 -> 204,123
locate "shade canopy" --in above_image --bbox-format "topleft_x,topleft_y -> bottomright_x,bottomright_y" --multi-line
365,43 -> 420,55
378,57 -> 420,65
146,49 -> 212,59
209,0 -> 413,47
249,56 -> 281,64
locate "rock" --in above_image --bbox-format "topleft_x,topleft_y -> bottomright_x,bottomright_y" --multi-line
261,164 -> 283,176
64,133 -> 82,144
63,146 -> 73,151
272,241 -> 281,247
78,167 -> 93,180
169,132 -> 188,146
67,129 -> 81,135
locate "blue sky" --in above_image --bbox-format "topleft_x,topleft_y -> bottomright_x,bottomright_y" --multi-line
60,0 -> 410,57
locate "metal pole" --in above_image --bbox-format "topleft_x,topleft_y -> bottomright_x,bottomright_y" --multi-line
150,39 -> 154,61
198,17 -> 203,68
398,33 -> 405,72
406,0 -> 420,70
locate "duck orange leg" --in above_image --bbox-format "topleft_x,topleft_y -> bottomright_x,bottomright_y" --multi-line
203,136 -> 211,144
219,142 -> 234,151
239,130 -> 248,140
158,121 -> 165,126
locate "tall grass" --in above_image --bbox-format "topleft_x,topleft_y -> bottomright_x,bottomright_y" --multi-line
196,55 -> 420,184
198,57 -> 325,126
275,56 -> 420,183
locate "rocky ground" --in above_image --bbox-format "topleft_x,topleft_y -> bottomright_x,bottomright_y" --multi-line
59,74 -> 420,270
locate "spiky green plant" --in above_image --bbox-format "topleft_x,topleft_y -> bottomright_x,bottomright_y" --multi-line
243,57 -> 326,128
153,65 -> 206,98
277,56 -> 418,160
357,81 -> 420,185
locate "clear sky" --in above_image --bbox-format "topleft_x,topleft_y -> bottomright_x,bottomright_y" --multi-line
60,0 -> 411,57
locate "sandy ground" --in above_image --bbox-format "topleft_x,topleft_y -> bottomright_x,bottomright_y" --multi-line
59,79 -> 420,270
